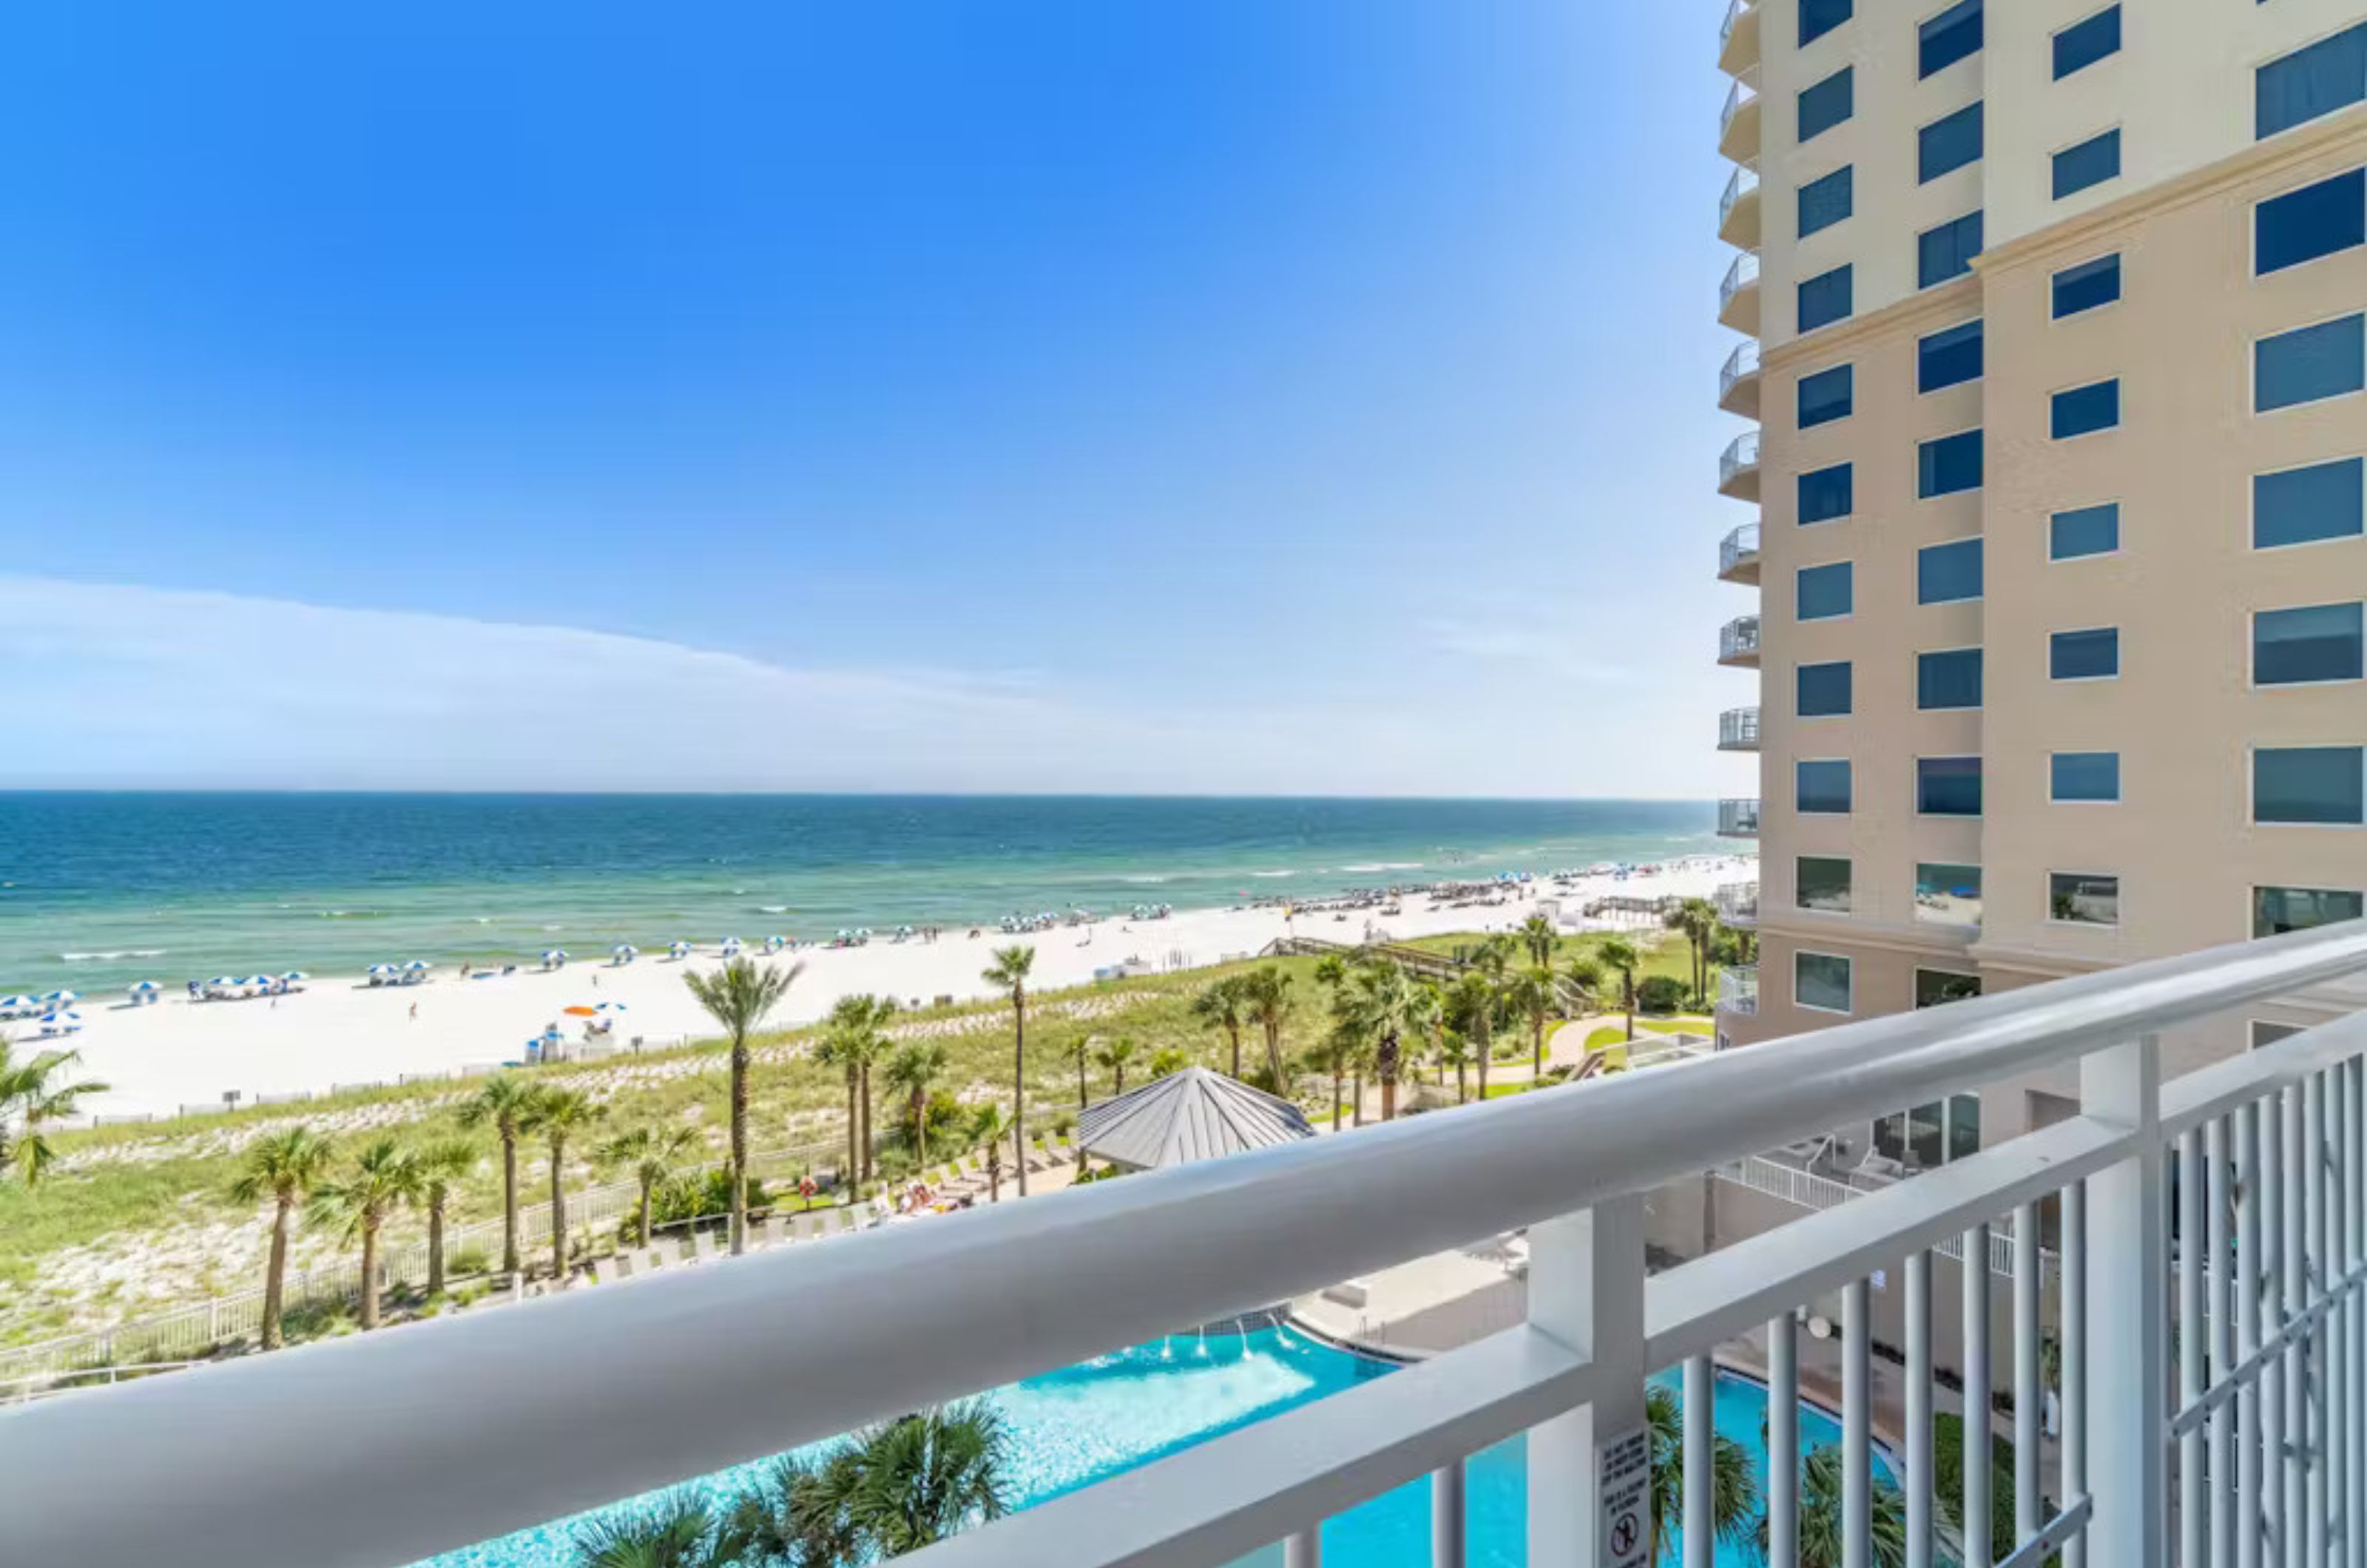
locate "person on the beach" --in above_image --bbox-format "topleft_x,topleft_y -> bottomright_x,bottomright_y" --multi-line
408,1001 -> 418,1022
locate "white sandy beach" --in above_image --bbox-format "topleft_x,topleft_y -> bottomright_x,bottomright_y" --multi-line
61,857 -> 1753,1118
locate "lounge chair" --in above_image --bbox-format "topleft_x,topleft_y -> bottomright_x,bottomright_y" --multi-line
1852,1150 -> 1908,1186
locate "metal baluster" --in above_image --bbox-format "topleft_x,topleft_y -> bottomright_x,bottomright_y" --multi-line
2017,1201 -> 2043,1549
2187,1126 -> 2210,1567
1686,1352 -> 1715,1568
1846,1279 -> 1871,1568
2326,1071 -> 2347,1568
1906,1256 -> 1934,1568
2245,1101 -> 2268,1568
2289,1086 -> 2312,1568
2313,1075 -> 2334,1568
1286,1525 -> 1322,1568
1432,1458 -> 1465,1568
2066,1182 -> 2090,1568
1965,1220 -> 1993,1568
2214,1114 -> 2239,1568
2346,1060 -> 2366,1568
1771,1314 -> 1800,1568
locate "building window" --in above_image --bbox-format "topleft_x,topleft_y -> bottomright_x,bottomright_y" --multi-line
2050,626 -> 2121,680
1917,647 -> 1983,709
1916,862 -> 1982,927
1797,660 -> 1854,717
1917,537 -> 1983,604
1917,755 -> 1982,817
1915,969 -> 1983,1008
1798,67 -> 1855,143
1798,266 -> 1854,333
1918,320 -> 1983,391
1797,855 -> 1852,913
2050,502 -> 2120,560
2255,885 -> 2367,938
1794,950 -> 1854,1014
1799,462 -> 1854,524
2255,602 -> 2364,686
2255,314 -> 2366,412
2053,129 -> 2122,200
1797,760 -> 1852,815
2254,746 -> 2366,825
2254,456 -> 2364,549
1919,430 -> 1983,497
1797,364 -> 1854,429
1874,1094 -> 1979,1168
1918,212 -> 1983,288
2051,378 -> 2121,439
1919,102 -> 1982,183
2256,169 -> 2366,276
2050,871 -> 2121,925
1919,0 -> 1982,78
1798,166 -> 1854,238
1797,561 -> 1854,621
2257,24 -> 2367,141
1801,0 -> 1851,47
2053,6 -> 2121,79
2052,751 -> 2121,802
2052,254 -> 2121,317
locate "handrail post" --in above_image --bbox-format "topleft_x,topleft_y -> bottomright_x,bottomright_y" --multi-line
2083,1033 -> 2167,1567
1529,1193 -> 1647,1568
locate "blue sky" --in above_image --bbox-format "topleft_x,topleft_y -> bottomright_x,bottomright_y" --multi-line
0,1 -> 1754,797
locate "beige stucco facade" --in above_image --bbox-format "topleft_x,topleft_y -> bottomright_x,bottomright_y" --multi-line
1714,0 -> 2367,1106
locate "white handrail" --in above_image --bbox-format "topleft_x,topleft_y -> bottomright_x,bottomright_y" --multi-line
7,919 -> 2367,1568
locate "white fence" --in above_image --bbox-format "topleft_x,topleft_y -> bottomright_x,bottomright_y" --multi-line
10,919 -> 2367,1568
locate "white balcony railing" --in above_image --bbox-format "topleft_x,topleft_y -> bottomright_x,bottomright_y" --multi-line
1717,962 -> 1760,1014
1718,795 -> 1760,837
1715,879 -> 1758,927
15,922 -> 2367,1568
1718,612 -> 1760,666
1718,705 -> 1760,751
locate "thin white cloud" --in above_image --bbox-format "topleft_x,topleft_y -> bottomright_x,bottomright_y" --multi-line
1419,618 -> 1635,684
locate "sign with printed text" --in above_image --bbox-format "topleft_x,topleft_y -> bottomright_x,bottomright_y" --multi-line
1599,1423 -> 1650,1568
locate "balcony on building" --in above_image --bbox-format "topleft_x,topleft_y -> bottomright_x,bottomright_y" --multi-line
21,924 -> 2367,1568
1715,879 -> 1758,928
1717,429 -> 1759,501
1717,705 -> 1760,752
1717,795 -> 1760,837
1718,519 -> 1760,584
1718,161 -> 1760,249
1718,250 -> 1760,335
1718,613 -> 1760,669
1718,339 -> 1760,419
1718,75 -> 1760,164
1718,0 -> 1760,77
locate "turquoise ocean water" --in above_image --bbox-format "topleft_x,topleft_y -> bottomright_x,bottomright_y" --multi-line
0,794 -> 1718,995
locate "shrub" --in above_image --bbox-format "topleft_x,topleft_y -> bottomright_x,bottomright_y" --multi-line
1933,1411 -> 2019,1555
1635,975 -> 1687,1014
445,1245 -> 490,1279
646,1166 -> 771,1229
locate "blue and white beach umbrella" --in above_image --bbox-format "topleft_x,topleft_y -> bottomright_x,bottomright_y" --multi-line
40,1010 -> 81,1025
42,990 -> 78,1005
368,964 -> 396,976
597,1001 -> 628,1013
282,971 -> 307,982
208,976 -> 237,988
613,944 -> 635,957
405,959 -> 430,970
0,995 -> 36,1012
128,979 -> 159,993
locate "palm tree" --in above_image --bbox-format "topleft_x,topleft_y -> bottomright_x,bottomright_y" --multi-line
1148,1045 -> 1189,1078
1311,953 -> 1348,1013
1316,1018 -> 1364,1131
883,1041 -> 950,1166
307,1138 -> 419,1331
458,1075 -> 539,1278
750,1403 -> 1008,1562
0,1039 -> 107,1186
600,1124 -> 698,1247
523,1087 -> 604,1281
982,944 -> 1036,1197
969,1103 -> 1014,1203
1345,960 -> 1419,1120
229,1126 -> 336,1350
573,1490 -> 755,1568
1410,979 -> 1446,1085
825,994 -> 899,1185
1468,933 -> 1517,983
1439,1030 -> 1473,1103
1240,967 -> 1295,1090
1519,912 -> 1559,971
413,1138 -> 476,1297
1665,896 -> 1718,1010
1597,936 -> 1643,1042
1777,1443 -> 1909,1568
1505,964 -> 1561,1081
1445,970 -> 1499,1100
683,956 -> 803,1253
1190,974 -> 1252,1078
1645,1382 -> 1760,1567
1093,1035 -> 1138,1099
1067,1033 -> 1098,1111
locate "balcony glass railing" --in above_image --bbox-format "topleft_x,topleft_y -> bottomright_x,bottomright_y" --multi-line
1718,613 -> 1760,663
1718,705 -> 1761,751
1718,520 -> 1761,578
1719,341 -> 1760,406
1716,962 -> 1758,1013
1715,880 -> 1759,926
1720,76 -> 1760,152
1719,251 -> 1760,316
1718,430 -> 1760,493
1718,795 -> 1760,836
1718,162 -> 1759,232
21,922 -> 2367,1568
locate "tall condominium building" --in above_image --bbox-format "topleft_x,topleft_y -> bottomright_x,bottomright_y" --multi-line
1711,0 -> 2367,1091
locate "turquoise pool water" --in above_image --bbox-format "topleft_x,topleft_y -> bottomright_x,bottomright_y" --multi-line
413,1328 -> 1881,1568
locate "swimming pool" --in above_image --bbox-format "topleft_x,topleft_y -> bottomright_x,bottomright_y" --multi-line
413,1327 -> 1882,1568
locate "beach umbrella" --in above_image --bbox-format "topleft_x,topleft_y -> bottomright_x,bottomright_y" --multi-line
42,990 -> 78,1005
405,959 -> 430,970
1,995 -> 35,1012
208,976 -> 237,987
128,980 -> 159,994
39,1010 -> 81,1026
596,1001 -> 627,1012
282,971 -> 307,982
613,944 -> 635,956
